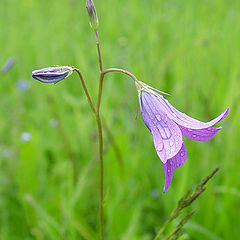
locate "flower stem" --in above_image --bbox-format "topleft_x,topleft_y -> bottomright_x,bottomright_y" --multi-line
95,30 -> 103,72
73,68 -> 96,114
102,68 -> 138,83
96,113 -> 104,240
95,30 -> 139,240
95,30 -> 105,240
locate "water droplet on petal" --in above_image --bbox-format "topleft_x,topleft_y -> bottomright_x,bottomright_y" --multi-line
192,134 -> 197,138
163,115 -> 168,123
180,151 -> 185,157
157,142 -> 163,151
165,128 -> 171,139
188,129 -> 192,132
167,169 -> 170,173
170,140 -> 174,147
156,114 -> 161,121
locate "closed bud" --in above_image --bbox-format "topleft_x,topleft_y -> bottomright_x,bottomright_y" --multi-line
32,66 -> 73,83
86,0 -> 99,30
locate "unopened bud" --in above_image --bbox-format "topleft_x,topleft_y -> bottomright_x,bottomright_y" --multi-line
86,0 -> 99,30
32,66 -> 73,83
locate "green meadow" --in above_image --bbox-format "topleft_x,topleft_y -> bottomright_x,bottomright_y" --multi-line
0,0 -> 239,239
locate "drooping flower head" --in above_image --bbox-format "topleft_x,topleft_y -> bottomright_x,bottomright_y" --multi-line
135,81 -> 229,193
32,66 -> 73,83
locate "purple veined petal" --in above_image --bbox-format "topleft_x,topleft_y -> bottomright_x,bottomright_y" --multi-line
140,92 -> 183,163
179,125 -> 222,141
163,142 -> 187,193
148,91 -> 229,130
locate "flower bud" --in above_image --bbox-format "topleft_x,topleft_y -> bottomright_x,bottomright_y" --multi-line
32,66 -> 73,83
86,0 -> 99,30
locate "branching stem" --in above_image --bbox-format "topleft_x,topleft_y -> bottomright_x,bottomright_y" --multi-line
75,29 -> 139,240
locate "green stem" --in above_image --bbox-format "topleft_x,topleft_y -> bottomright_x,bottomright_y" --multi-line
95,30 -> 105,240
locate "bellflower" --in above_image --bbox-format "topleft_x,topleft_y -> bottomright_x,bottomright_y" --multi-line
32,66 -> 73,83
136,81 -> 229,193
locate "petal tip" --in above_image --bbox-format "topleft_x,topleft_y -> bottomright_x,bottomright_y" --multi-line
161,157 -> 168,164
225,108 -> 229,116
163,187 -> 168,193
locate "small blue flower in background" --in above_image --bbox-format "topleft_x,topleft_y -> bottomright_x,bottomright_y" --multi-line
135,81 -> 229,193
21,132 -> 32,143
16,80 -> 29,91
150,189 -> 160,199
49,118 -> 58,128
1,57 -> 16,73
2,149 -> 13,159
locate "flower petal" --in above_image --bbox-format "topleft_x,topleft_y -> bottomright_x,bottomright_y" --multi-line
140,92 -> 183,163
149,92 -> 229,130
179,125 -> 222,141
163,142 -> 187,193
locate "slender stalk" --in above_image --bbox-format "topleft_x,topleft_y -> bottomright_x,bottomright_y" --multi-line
97,73 -> 104,112
95,29 -> 105,240
73,68 -> 96,114
95,30 -> 103,72
102,68 -> 138,83
74,62 -> 135,240
95,29 -> 139,240
94,64 -> 139,240
96,114 -> 104,240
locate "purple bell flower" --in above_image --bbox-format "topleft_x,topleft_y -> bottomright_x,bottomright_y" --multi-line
32,66 -> 73,83
136,81 -> 229,193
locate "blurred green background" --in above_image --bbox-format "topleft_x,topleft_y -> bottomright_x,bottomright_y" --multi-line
0,0 -> 238,239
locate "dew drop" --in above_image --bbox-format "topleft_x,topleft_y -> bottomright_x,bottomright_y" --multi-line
156,114 -> 161,121
165,128 -> 171,138
192,134 -> 197,138
188,129 -> 192,132
163,115 -> 168,123
170,140 -> 174,147
167,169 -> 170,173
157,142 -> 163,151
180,151 -> 185,157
